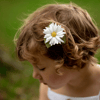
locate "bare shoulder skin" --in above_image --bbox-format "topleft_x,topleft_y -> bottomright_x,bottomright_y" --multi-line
39,83 -> 49,100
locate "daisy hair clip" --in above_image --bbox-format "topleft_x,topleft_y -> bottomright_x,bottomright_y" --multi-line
43,23 -> 66,48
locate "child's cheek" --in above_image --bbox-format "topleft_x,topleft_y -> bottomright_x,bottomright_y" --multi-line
49,73 -> 62,84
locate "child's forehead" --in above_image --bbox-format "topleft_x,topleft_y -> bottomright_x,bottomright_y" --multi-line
31,55 -> 56,64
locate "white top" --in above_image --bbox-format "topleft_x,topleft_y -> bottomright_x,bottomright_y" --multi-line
48,64 -> 100,100
48,88 -> 100,100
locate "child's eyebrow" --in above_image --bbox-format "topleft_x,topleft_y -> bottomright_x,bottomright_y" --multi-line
36,64 -> 42,67
36,64 -> 46,68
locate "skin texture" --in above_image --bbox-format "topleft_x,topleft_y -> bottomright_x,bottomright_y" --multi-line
31,55 -> 72,89
30,55 -> 100,100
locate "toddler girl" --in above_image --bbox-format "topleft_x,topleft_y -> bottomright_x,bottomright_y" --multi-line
14,3 -> 100,100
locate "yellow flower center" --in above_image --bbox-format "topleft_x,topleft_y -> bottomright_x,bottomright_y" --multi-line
51,32 -> 56,37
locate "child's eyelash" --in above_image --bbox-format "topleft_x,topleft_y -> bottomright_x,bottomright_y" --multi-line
39,68 -> 45,71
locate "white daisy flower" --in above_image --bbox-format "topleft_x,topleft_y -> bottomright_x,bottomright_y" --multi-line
43,23 -> 66,47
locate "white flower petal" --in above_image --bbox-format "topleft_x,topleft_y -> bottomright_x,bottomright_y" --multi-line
43,28 -> 51,34
44,34 -> 51,38
45,36 -> 52,43
58,35 -> 64,38
49,23 -> 54,27
51,23 -> 55,30
56,36 -> 64,43
54,39 -> 59,44
43,22 -> 66,47
53,23 -> 58,32
56,25 -> 64,32
57,31 -> 66,36
49,23 -> 54,33
53,38 -> 58,45
49,37 -> 56,45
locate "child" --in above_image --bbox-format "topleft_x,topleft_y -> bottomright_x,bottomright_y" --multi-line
14,2 -> 100,100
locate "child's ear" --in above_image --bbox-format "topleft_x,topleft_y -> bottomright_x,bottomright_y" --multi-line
55,66 -> 63,76
55,59 -> 64,66
55,59 -> 64,76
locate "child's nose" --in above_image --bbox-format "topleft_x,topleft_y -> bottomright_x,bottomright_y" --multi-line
32,71 -> 41,80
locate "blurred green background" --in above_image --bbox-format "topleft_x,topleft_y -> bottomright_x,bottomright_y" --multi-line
0,0 -> 100,100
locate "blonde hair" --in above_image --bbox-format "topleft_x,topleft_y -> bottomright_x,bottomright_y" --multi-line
14,3 -> 100,69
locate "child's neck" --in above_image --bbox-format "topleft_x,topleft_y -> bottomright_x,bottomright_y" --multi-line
51,63 -> 100,97
66,63 -> 99,90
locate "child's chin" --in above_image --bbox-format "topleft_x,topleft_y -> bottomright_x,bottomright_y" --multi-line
48,85 -> 62,89
43,83 -> 47,85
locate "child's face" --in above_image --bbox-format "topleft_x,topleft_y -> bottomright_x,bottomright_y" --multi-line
31,55 -> 74,89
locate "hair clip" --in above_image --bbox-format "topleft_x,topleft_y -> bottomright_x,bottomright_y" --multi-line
43,23 -> 66,48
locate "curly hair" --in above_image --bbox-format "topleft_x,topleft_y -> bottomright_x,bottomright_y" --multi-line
14,3 -> 100,69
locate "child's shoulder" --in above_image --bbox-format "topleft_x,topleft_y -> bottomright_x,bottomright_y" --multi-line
95,64 -> 100,80
39,83 -> 49,100
95,64 -> 100,88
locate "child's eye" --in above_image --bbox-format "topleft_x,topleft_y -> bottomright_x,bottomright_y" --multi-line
39,68 -> 45,71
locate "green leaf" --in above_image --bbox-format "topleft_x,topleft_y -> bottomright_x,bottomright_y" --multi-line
62,35 -> 66,43
44,38 -> 51,48
45,43 -> 51,48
